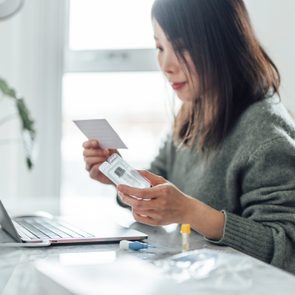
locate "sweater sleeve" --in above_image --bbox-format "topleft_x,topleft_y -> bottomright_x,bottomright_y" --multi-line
214,136 -> 295,273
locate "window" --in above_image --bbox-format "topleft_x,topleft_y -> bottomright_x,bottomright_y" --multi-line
61,0 -> 172,214
69,0 -> 155,50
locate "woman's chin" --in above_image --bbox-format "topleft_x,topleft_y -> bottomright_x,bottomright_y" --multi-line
176,93 -> 193,102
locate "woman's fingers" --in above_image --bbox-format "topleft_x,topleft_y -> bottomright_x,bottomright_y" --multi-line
117,184 -> 159,200
84,156 -> 107,173
84,156 -> 108,166
88,164 -> 110,183
118,192 -> 156,209
82,140 -> 119,185
109,149 -> 119,155
82,140 -> 97,149
118,181 -> 189,226
138,170 -> 166,186
89,164 -> 100,179
132,211 -> 164,226
83,148 -> 109,157
117,182 -> 171,201
132,208 -> 161,220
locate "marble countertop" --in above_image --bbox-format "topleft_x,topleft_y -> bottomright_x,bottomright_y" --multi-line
1,199 -> 295,295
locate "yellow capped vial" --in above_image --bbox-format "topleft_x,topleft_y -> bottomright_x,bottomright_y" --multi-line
180,224 -> 191,252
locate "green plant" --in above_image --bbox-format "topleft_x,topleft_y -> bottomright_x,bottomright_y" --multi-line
0,78 -> 36,169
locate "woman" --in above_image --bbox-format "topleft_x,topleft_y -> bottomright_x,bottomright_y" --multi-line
83,0 -> 295,273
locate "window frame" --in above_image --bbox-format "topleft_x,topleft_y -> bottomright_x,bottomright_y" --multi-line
64,0 -> 159,73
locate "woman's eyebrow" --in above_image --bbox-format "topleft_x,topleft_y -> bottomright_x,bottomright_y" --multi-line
154,36 -> 159,40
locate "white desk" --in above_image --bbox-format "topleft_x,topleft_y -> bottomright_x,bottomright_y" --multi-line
0,201 -> 295,294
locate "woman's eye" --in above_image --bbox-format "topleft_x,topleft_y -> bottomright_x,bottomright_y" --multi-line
156,46 -> 163,52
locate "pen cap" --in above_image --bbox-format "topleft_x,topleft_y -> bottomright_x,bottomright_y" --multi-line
180,224 -> 191,234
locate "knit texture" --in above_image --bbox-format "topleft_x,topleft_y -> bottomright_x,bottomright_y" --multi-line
149,96 -> 295,274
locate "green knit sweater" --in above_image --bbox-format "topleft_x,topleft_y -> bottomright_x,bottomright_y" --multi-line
149,96 -> 295,274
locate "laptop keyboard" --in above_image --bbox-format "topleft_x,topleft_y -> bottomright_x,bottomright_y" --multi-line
13,218 -> 94,241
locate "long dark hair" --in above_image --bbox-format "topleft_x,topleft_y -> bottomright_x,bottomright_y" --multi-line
152,0 -> 280,152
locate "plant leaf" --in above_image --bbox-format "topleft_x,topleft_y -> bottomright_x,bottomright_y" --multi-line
0,78 -> 36,170
0,78 -> 17,99
22,129 -> 35,170
16,98 -> 36,170
16,98 -> 36,137
26,157 -> 33,169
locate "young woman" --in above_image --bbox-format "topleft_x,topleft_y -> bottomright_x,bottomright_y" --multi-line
83,0 -> 295,274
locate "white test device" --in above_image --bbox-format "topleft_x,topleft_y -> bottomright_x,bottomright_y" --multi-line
99,154 -> 151,188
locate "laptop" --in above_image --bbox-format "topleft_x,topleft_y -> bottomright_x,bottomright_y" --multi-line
0,200 -> 147,246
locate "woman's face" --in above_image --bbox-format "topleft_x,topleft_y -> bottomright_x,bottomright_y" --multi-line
153,20 -> 200,102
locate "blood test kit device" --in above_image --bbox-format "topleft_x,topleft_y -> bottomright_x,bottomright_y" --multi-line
99,153 -> 150,188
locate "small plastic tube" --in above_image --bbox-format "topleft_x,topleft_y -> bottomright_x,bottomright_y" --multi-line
180,224 -> 191,252
119,240 -> 150,251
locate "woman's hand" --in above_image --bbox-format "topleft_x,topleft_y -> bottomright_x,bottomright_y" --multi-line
117,170 -> 193,225
83,139 -> 118,185
117,170 -> 225,240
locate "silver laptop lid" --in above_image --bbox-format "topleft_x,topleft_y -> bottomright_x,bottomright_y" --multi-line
0,200 -> 22,242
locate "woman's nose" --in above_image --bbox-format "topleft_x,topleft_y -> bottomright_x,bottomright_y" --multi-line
161,50 -> 179,75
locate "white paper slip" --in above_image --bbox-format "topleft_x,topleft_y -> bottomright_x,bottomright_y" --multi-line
73,119 -> 127,149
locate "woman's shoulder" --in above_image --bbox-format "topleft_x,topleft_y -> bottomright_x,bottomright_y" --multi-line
234,96 -> 295,140
223,96 -> 295,159
244,95 -> 293,120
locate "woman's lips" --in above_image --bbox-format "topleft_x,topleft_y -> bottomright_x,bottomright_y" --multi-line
171,82 -> 187,90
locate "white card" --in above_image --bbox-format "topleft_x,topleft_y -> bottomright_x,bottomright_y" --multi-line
73,119 -> 127,149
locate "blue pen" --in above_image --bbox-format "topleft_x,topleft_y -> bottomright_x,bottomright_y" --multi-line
119,240 -> 153,251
